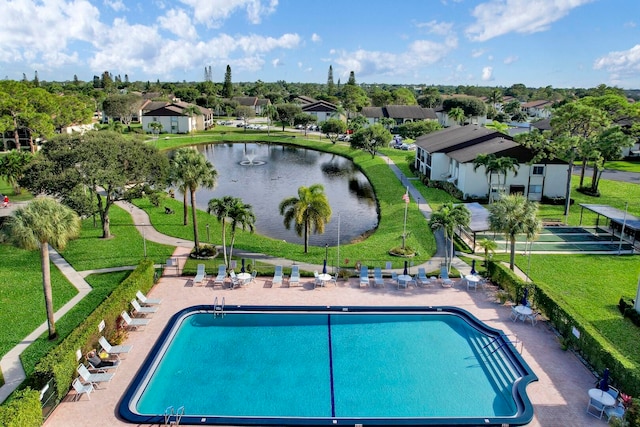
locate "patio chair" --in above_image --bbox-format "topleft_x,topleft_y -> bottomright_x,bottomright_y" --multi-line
250,270 -> 258,284
359,266 -> 370,287
194,264 -> 206,285
439,266 -> 453,287
121,310 -> 150,330
77,364 -> 114,388
604,401 -> 626,422
416,268 -> 431,287
272,265 -> 283,286
373,267 -> 384,288
587,394 -> 607,419
229,270 -> 242,289
131,299 -> 158,316
213,265 -> 227,286
390,271 -> 398,287
510,306 -> 525,322
289,265 -> 300,286
99,336 -> 132,358
86,351 -> 120,373
136,290 -> 162,306
313,270 -> 321,287
72,378 -> 94,401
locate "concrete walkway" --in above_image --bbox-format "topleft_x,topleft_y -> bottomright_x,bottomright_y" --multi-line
0,153 -> 483,403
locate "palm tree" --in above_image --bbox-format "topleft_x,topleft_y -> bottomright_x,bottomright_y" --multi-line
279,184 -> 332,253
488,194 -> 541,270
428,202 -> 471,272
477,238 -> 498,266
488,89 -> 503,110
263,103 -> 278,136
3,197 -> 80,339
207,195 -> 237,266
472,153 -> 499,202
170,148 -> 192,225
227,200 -> 256,262
493,156 -> 520,194
173,148 -> 217,253
485,121 -> 510,134
148,121 -> 163,139
448,107 -> 466,126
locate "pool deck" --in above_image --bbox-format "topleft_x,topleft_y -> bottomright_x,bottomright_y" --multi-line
45,252 -> 606,427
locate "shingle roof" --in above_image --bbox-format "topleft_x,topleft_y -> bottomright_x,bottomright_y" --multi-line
385,105 -> 430,119
415,125 -> 566,164
232,97 -> 258,107
361,107 -> 385,118
301,100 -> 337,113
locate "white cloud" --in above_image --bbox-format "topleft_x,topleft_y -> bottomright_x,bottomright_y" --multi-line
481,66 -> 494,81
503,55 -> 519,64
594,44 -> 640,83
178,0 -> 278,27
0,0 -> 101,68
331,25 -> 457,80
471,49 -> 485,58
416,20 -> 454,36
272,58 -> 282,67
624,21 -> 637,28
158,9 -> 198,39
487,55 -> 494,61
311,33 -> 321,43
466,0 -> 594,42
104,0 -> 127,12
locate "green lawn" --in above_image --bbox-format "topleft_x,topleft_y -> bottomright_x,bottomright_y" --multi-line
520,253 -> 640,366
605,159 -> 640,173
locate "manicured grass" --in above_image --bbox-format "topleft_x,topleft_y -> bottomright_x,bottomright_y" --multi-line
59,204 -> 177,271
0,178 -> 33,202
605,159 -> 640,173
519,253 -> 640,366
0,245 -> 78,358
20,271 -> 130,376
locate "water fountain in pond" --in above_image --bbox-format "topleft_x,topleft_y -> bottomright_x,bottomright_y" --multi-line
239,148 -> 266,166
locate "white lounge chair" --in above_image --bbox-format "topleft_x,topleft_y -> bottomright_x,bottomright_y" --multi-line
120,311 -> 149,330
313,270 -> 321,287
136,290 -> 162,306
439,266 -> 453,287
272,265 -> 283,286
99,336 -> 132,358
416,268 -> 431,287
194,264 -> 206,285
72,378 -> 94,401
77,364 -> 113,388
131,299 -> 158,316
212,265 -> 227,286
373,267 -> 384,288
86,351 -> 120,373
289,265 -> 300,286
359,266 -> 370,287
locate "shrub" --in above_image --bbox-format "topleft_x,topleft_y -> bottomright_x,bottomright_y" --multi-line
0,389 -> 41,427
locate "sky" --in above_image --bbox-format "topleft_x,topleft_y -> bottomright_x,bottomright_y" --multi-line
1,0 -> 639,89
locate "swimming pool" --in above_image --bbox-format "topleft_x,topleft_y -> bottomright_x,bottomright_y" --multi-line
120,306 -> 537,426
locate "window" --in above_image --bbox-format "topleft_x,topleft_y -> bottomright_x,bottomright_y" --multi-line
532,165 -> 545,175
529,184 -> 542,194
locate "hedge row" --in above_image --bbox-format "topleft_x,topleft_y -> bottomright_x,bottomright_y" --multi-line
0,259 -> 155,426
487,261 -> 640,395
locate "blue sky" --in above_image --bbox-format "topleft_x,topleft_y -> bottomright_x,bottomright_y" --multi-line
1,0 -> 639,89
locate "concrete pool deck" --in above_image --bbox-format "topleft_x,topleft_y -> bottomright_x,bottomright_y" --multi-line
44,249 -> 605,427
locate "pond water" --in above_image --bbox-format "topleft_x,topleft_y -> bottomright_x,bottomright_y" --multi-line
179,142 -> 378,246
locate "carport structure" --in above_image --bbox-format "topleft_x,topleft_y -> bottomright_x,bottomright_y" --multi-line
579,203 -> 640,246
459,202 -> 491,252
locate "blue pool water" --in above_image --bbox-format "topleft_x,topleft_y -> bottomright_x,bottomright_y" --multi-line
121,306 -> 537,426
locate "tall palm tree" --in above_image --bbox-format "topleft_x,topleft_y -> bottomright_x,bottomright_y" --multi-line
428,202 -> 471,272
279,184 -> 332,253
488,88 -> 503,110
263,103 -> 278,136
173,148 -> 217,253
472,153 -> 500,202
170,148 -> 192,225
227,200 -> 256,262
493,156 -> 520,194
488,194 -> 541,270
448,107 -> 466,126
3,197 -> 80,339
207,195 -> 237,266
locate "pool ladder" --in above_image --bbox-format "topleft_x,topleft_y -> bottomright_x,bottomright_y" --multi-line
213,296 -> 225,318
164,405 -> 184,426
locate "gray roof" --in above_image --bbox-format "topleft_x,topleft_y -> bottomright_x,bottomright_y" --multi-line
360,105 -> 437,120
301,100 -> 337,113
361,107 -> 385,118
580,204 -> 640,232
464,202 -> 491,232
415,125 -> 566,164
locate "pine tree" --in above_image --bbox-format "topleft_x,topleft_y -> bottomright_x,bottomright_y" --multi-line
347,71 -> 356,86
208,66 -> 212,82
222,65 -> 233,98
73,74 -> 80,85
33,70 -> 39,87
327,65 -> 335,96
124,74 -> 129,84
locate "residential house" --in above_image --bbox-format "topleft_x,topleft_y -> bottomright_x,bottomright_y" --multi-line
522,100 -> 553,119
414,125 -> 568,201
141,102 -> 213,134
435,106 -> 488,128
231,96 -> 271,116
301,100 -> 340,122
361,105 -> 437,126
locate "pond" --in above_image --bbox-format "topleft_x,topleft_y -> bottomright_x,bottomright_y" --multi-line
179,142 -> 378,247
